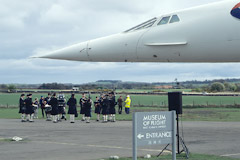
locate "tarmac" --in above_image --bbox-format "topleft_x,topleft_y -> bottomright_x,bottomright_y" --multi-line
0,119 -> 240,160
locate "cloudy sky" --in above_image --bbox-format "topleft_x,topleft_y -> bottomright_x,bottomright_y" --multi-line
1,0 -> 239,84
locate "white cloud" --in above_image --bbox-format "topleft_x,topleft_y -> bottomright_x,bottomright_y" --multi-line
39,4 -> 75,25
1,57 -> 240,84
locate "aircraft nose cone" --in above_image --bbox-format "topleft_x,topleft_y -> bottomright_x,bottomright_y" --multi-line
38,41 -> 90,61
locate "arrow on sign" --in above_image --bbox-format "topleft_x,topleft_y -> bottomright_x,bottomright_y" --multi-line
137,134 -> 144,139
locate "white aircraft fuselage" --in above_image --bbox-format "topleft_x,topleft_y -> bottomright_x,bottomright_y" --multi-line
39,0 -> 240,63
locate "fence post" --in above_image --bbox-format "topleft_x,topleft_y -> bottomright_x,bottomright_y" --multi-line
206,101 -> 208,107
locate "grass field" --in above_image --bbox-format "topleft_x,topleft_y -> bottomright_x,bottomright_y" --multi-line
104,153 -> 240,160
1,106 -> 240,122
1,93 -> 240,107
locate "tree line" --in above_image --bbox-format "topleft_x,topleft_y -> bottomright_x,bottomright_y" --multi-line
2,78 -> 240,92
192,82 -> 240,92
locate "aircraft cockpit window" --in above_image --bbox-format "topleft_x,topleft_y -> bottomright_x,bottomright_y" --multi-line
170,15 -> 180,23
124,18 -> 157,32
158,16 -> 171,25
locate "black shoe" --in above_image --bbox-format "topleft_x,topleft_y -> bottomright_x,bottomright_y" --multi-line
21,120 -> 26,122
70,122 -> 75,123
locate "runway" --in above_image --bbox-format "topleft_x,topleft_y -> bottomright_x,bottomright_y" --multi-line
0,119 -> 240,160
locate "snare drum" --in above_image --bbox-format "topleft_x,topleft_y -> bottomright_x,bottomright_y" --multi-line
33,104 -> 38,110
45,105 -> 52,112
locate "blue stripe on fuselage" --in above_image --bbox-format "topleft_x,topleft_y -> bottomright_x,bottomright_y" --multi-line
231,8 -> 240,19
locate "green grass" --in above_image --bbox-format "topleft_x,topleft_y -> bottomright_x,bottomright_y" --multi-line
0,108 -> 20,119
2,93 -> 240,107
182,108 -> 240,121
0,138 -> 12,142
115,89 -> 192,93
2,107 -> 240,122
131,95 -> 240,106
104,153 -> 240,160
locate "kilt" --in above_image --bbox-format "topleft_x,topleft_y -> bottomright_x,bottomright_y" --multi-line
109,107 -> 116,114
85,108 -> 91,117
58,106 -> 65,114
95,106 -> 101,114
101,106 -> 108,115
68,105 -> 77,115
80,106 -> 85,114
25,106 -> 34,114
51,106 -> 59,115
19,106 -> 26,114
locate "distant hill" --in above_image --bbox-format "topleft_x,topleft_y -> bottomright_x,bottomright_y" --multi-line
2,78 -> 240,90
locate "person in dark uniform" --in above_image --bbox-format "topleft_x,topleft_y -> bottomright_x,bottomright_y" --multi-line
117,96 -> 123,114
94,97 -> 101,121
25,94 -> 34,122
84,98 -> 92,123
49,93 -> 59,123
39,96 -> 45,118
79,93 -> 87,121
67,93 -> 77,123
44,93 -> 52,121
33,98 -> 39,119
19,94 -> 26,122
106,94 -> 111,121
101,94 -> 109,123
58,94 -> 66,121
109,92 -> 116,122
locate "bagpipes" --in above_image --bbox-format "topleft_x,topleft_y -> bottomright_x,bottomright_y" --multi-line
88,91 -> 91,100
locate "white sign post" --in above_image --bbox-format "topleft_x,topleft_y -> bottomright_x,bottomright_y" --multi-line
133,111 -> 176,160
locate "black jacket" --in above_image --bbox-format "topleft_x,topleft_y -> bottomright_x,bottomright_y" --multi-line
67,98 -> 77,114
25,98 -> 33,114
49,97 -> 59,115
19,98 -> 25,113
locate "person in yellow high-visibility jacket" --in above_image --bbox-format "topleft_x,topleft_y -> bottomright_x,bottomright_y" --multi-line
124,95 -> 131,114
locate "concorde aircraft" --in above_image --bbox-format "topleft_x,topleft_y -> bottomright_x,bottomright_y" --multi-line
38,0 -> 240,63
